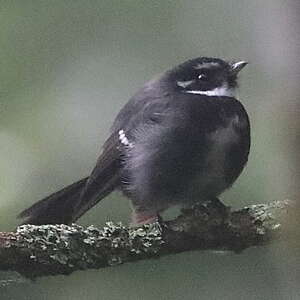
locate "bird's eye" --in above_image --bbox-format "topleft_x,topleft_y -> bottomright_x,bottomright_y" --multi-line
198,74 -> 209,81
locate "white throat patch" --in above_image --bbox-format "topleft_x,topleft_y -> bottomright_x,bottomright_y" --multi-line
185,85 -> 236,98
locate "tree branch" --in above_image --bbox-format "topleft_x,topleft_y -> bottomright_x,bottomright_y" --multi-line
0,199 -> 292,278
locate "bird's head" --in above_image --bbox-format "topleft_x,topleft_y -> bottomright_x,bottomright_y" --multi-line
165,57 -> 248,97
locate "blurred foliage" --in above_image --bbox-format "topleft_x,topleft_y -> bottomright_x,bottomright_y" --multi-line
0,1 -> 299,299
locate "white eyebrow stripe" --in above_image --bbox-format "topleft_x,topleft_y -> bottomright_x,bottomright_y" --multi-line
177,80 -> 195,88
194,62 -> 220,69
185,86 -> 235,97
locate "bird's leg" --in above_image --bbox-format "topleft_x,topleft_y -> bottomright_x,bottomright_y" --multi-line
131,210 -> 160,226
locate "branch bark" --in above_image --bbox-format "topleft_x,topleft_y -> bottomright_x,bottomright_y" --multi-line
0,199 -> 292,278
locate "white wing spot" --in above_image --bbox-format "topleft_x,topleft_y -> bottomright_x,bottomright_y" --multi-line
118,129 -> 133,148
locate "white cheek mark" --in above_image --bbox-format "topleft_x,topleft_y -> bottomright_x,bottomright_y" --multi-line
185,85 -> 236,98
118,129 -> 133,148
177,80 -> 195,88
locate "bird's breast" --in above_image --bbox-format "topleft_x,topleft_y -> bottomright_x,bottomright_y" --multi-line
123,97 -> 250,208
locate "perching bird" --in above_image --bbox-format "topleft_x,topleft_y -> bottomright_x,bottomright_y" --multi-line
19,57 -> 250,225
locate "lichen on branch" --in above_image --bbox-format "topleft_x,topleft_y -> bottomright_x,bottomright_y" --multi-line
0,199 -> 292,278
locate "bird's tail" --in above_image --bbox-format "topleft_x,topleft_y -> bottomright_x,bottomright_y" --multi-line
18,178 -> 88,225
18,134 -> 121,225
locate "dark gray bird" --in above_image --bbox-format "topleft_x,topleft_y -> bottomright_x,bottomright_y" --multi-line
19,57 -> 250,225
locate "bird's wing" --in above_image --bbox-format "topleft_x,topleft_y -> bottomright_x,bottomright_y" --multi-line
72,90 -> 170,221
71,132 -> 122,221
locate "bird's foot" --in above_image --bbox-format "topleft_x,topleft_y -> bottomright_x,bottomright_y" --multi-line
208,197 -> 230,214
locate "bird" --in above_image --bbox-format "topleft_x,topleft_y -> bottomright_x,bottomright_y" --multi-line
18,57 -> 250,226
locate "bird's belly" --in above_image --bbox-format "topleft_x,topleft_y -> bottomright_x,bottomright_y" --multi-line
184,125 -> 242,202
124,119 -> 248,212
185,145 -> 231,203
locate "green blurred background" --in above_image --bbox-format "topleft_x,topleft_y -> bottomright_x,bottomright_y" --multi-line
0,1 -> 299,299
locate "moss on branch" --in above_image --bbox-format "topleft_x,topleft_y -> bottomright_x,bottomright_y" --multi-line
0,199 -> 292,278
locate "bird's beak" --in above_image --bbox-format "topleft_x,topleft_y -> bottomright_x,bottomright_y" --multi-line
230,61 -> 248,74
